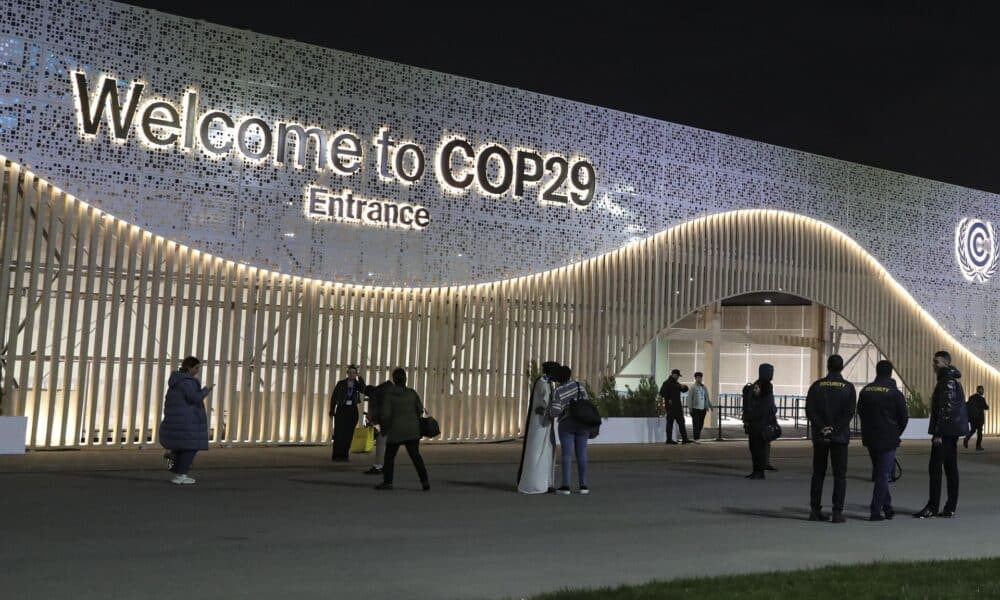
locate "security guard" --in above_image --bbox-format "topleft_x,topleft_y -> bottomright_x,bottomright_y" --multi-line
857,360 -> 908,521
805,354 -> 857,523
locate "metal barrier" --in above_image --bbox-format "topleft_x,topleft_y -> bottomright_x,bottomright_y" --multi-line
710,393 -> 863,441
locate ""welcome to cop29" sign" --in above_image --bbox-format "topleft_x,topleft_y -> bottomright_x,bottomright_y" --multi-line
70,72 -> 598,231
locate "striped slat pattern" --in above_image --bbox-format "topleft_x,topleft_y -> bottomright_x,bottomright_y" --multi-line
0,160 -> 997,448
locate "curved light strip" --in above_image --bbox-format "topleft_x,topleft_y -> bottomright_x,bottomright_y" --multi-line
5,155 -> 997,377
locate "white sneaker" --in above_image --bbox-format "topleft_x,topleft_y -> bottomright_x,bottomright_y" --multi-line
579,487 -> 590,495
181,474 -> 196,484
170,474 -> 196,485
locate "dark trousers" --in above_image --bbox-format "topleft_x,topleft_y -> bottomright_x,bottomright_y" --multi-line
928,436 -> 960,511
868,447 -> 896,515
170,449 -> 198,475
691,409 -> 707,440
810,442 -> 848,512
965,422 -> 984,449
383,439 -> 429,485
666,412 -> 689,442
748,430 -> 767,473
332,404 -> 359,460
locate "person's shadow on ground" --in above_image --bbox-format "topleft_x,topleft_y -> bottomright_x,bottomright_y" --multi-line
441,479 -> 516,492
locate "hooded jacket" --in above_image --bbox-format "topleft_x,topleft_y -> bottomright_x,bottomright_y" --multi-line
929,365 -> 969,437
857,377 -> 908,451
159,370 -> 211,451
742,364 -> 777,433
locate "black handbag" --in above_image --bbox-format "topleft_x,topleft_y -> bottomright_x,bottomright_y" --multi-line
420,415 -> 441,438
763,421 -> 782,442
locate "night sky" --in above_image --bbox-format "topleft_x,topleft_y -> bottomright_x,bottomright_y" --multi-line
122,2 -> 1000,194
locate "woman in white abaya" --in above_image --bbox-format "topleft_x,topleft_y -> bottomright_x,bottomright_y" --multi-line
517,361 -> 560,494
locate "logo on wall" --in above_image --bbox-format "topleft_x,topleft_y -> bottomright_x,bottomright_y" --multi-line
955,218 -> 999,283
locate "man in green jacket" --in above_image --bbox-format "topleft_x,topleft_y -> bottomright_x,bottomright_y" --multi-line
375,368 -> 430,491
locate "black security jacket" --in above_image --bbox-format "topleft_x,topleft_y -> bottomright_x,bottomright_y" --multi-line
857,377 -> 908,452
805,373 -> 857,445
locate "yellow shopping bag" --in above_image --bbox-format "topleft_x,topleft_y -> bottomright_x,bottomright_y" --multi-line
351,426 -> 375,453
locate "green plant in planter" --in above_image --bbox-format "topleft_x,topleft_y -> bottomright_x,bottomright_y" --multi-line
588,376 -> 624,418
623,376 -> 661,417
906,391 -> 929,418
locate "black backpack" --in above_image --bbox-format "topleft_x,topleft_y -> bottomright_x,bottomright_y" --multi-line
569,383 -> 603,427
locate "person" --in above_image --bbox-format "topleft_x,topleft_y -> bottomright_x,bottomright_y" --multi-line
159,356 -> 214,485
805,354 -> 857,523
914,351 -> 969,518
688,372 -> 713,441
659,369 -> 691,444
375,367 -> 430,491
741,364 -> 777,480
548,365 -> 598,495
964,385 -> 988,451
363,379 -> 394,475
857,360 -> 908,521
329,365 -> 365,462
517,361 -> 559,494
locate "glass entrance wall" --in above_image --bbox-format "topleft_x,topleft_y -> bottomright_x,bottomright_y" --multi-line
619,304 -> 903,395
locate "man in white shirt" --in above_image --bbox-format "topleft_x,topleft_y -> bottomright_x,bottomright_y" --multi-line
689,372 -> 713,441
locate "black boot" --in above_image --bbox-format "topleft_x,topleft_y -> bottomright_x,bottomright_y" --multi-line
808,509 -> 828,522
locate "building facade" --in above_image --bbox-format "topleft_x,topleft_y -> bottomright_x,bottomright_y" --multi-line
1,0 -> 997,447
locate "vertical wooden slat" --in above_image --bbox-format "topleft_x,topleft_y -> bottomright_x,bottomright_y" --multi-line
61,200 -> 91,446
32,187 -> 62,447
126,226 -> 151,446
45,192 -> 75,447
20,176 -> 47,443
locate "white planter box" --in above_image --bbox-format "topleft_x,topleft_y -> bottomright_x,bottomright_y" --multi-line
587,417 -> 672,444
901,417 -> 932,440
0,416 -> 27,454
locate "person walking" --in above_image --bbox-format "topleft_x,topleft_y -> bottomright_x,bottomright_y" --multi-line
517,361 -> 559,494
964,385 -> 988,451
805,354 -> 857,523
660,369 -> 691,444
363,379 -> 394,475
329,365 -> 365,462
688,371 -> 713,441
914,351 -> 969,518
159,356 -> 214,485
742,364 -> 777,480
375,368 -> 430,491
857,360 -> 908,521
549,365 -> 599,495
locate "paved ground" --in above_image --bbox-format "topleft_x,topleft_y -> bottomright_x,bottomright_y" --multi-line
3,439 -> 1000,599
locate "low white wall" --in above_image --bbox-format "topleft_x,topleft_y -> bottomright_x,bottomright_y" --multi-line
588,417 -> 672,445
901,417 -> 932,440
0,416 -> 27,454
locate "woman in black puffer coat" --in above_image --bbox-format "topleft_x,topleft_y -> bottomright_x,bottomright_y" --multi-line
159,356 -> 214,485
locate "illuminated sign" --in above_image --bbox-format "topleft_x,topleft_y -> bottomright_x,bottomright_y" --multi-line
955,218 -> 999,283
70,72 -> 597,230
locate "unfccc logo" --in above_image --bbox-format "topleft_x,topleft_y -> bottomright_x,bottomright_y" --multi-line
955,218 -> 999,283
